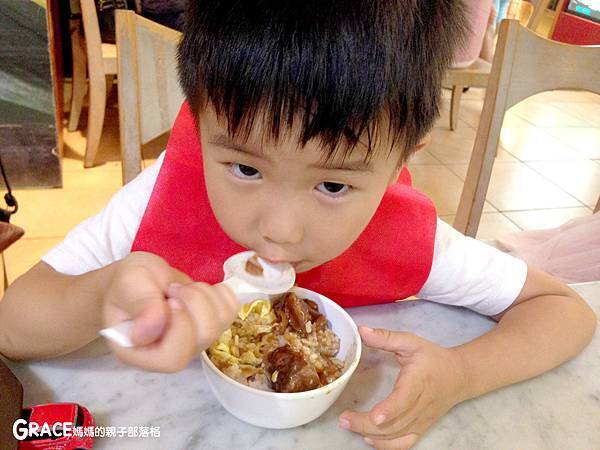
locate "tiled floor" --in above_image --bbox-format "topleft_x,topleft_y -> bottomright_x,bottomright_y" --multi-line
4,85 -> 600,284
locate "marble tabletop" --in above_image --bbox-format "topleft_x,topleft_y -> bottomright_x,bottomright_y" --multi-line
7,282 -> 600,450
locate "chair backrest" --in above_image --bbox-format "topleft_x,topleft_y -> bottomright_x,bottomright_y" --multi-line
527,0 -> 552,32
80,0 -> 105,81
454,19 -> 600,236
116,10 -> 184,184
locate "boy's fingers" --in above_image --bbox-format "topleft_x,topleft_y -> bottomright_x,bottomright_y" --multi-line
114,307 -> 196,372
369,377 -> 422,427
129,299 -> 169,346
359,327 -> 425,355
340,408 -> 417,438
215,283 -> 241,318
167,282 -> 239,349
170,282 -> 240,319
365,433 -> 419,449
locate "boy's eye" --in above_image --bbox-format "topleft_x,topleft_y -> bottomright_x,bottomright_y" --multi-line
230,163 -> 262,180
315,182 -> 351,198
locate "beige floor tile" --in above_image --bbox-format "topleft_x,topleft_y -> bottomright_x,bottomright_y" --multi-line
406,149 -> 440,165
527,160 -> 600,206
440,215 -> 454,225
461,87 -> 487,101
427,127 -> 515,164
12,184 -> 119,239
4,237 -> 64,284
61,154 -> 122,173
499,126 -> 588,161
435,100 -> 473,130
439,212 -> 521,241
509,101 -> 592,128
435,105 -> 472,131
142,158 -> 160,169
452,99 -> 484,129
440,87 -> 486,102
545,128 -> 600,159
501,111 -> 535,128
504,207 -> 593,231
445,164 -> 469,180
446,162 -> 583,211
549,102 -> 600,127
434,106 -> 451,130
61,168 -> 122,190
408,165 -> 496,216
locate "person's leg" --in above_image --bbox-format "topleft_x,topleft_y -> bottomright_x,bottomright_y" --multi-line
452,0 -> 494,67
480,3 -> 498,62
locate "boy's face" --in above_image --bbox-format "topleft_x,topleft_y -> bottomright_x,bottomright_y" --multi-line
199,107 -> 402,273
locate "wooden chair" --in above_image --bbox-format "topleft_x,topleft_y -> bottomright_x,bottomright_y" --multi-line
454,19 -> 600,237
68,0 -> 117,168
444,58 -> 492,131
527,0 -> 553,33
115,9 -> 184,184
444,0 -> 547,130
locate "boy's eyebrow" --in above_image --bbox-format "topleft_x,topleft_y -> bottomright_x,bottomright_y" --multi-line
209,134 -> 373,172
209,134 -> 269,158
309,159 -> 373,172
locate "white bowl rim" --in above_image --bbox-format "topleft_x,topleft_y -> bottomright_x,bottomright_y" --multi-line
201,287 -> 362,399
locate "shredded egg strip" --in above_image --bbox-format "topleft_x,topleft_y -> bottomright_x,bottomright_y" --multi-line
210,299 -> 275,365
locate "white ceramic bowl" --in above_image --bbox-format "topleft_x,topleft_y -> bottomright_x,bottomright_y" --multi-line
201,286 -> 362,429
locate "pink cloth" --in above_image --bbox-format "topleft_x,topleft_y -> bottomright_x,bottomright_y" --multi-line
453,0 -> 494,68
497,213 -> 600,284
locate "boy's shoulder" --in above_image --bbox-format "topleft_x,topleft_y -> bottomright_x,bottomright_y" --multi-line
419,218 -> 528,317
41,152 -> 167,276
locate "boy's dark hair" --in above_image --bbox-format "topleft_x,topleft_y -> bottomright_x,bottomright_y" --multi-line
178,1 -> 466,163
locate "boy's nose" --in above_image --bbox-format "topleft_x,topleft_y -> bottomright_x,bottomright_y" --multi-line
258,207 -> 304,247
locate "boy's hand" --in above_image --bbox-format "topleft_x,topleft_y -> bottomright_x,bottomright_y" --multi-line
102,252 -> 239,372
339,327 -> 468,449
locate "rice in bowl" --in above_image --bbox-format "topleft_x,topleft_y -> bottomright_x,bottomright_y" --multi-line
208,292 -> 345,393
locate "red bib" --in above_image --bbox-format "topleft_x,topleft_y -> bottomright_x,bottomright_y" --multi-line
131,103 -> 437,308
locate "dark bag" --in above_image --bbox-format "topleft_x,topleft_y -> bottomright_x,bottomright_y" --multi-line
95,0 -> 136,43
0,154 -> 24,253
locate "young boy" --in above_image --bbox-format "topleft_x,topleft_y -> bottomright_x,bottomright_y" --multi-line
0,1 -> 596,448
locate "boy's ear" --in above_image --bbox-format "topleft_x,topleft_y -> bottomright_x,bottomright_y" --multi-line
387,133 -> 431,187
413,133 -> 431,152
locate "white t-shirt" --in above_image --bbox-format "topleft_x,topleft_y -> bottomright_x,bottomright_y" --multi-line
42,152 -> 528,316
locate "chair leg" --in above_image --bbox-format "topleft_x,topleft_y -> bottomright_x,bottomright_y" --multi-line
1,253 -> 7,294
84,74 -> 107,168
454,155 -> 492,238
68,18 -> 87,132
454,130 -> 501,237
105,74 -> 115,99
450,85 -> 464,131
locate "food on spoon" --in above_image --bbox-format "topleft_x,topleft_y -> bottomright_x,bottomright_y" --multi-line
245,255 -> 264,276
207,293 -> 344,393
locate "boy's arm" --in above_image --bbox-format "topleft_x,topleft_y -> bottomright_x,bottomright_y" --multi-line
340,261 -> 596,446
0,261 -> 114,360
0,253 -> 240,372
0,154 -> 166,361
453,265 -> 597,400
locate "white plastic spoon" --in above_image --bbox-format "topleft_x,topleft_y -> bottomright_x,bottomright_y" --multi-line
99,251 -> 295,348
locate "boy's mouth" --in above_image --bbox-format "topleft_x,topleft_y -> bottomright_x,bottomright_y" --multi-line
260,256 -> 302,269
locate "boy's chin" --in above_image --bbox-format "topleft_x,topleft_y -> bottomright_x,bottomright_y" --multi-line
294,260 -> 325,273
